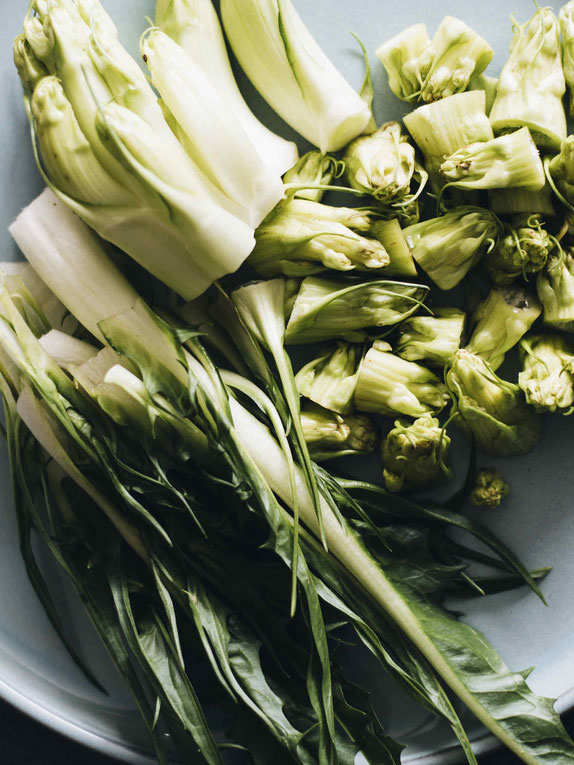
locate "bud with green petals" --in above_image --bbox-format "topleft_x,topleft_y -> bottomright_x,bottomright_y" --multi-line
446,349 -> 542,456
470,467 -> 510,509
382,415 -> 451,493
343,122 -> 415,203
485,214 -> 553,285
518,334 -> 574,413
283,151 -> 340,203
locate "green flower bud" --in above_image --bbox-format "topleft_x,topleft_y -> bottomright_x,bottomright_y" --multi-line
382,415 -> 451,493
446,349 -> 542,456
470,467 -> 510,509
343,122 -> 415,202
283,151 -> 340,202
485,214 -> 553,285
518,334 -> 574,412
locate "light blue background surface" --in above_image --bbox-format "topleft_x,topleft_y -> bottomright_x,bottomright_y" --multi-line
1,1 -> 573,763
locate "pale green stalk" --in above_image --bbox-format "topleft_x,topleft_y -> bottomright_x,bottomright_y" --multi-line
396,309 -> 465,366
141,29 -> 284,228
155,0 -> 298,176
466,287 -> 542,371
295,343 -> 365,415
370,219 -> 417,277
354,341 -> 450,418
285,276 -> 428,344
490,6 -> 566,148
440,128 -> 545,191
376,23 -> 430,101
220,0 -> 371,152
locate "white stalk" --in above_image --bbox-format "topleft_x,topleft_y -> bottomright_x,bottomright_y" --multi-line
9,189 -> 139,343
220,0 -> 371,152
155,0 -> 298,177
142,30 -> 284,228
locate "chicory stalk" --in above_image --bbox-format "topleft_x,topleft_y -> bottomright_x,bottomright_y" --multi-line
465,287 -> 542,371
219,0 -> 372,152
248,198 -> 390,277
415,16 -> 493,103
285,276 -> 429,345
141,29 -> 284,228
537,248 -> 574,332
490,6 -> 566,149
370,219 -> 417,277
9,189 -> 139,345
439,128 -> 545,191
404,206 -> 501,290
295,343 -> 365,415
155,0 -> 298,177
396,309 -> 466,367
20,1 -> 257,299
376,23 -> 430,102
403,90 -> 493,191
354,341 -> 450,418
